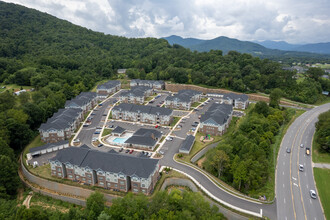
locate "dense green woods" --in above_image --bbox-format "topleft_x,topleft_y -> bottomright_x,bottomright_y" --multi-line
203,102 -> 294,195
0,191 -> 225,220
315,110 -> 330,153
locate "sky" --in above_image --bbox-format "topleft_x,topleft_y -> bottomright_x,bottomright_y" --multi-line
3,0 -> 330,44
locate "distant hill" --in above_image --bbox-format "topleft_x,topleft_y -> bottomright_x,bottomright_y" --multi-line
162,35 -> 330,60
257,40 -> 330,54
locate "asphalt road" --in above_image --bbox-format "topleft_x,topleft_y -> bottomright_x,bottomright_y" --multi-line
276,103 -> 330,220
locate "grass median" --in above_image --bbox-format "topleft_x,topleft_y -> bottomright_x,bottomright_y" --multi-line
313,168 -> 330,220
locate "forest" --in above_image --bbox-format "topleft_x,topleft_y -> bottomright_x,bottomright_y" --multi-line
203,101 -> 294,195
0,190 -> 225,220
315,110 -> 330,153
0,1 -> 329,215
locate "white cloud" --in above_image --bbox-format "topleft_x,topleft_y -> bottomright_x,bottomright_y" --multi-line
2,0 -> 330,43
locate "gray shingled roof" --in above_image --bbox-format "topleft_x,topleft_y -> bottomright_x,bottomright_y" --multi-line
120,86 -> 151,98
112,126 -> 126,134
112,103 -> 172,116
200,103 -> 233,126
124,128 -> 162,146
166,89 -> 201,103
39,108 -> 82,131
179,135 -> 195,153
97,80 -> 120,90
50,145 -> 159,178
130,79 -> 164,87
29,140 -> 68,154
65,92 -> 97,108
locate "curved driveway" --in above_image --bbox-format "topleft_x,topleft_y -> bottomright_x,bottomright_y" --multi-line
276,103 -> 329,220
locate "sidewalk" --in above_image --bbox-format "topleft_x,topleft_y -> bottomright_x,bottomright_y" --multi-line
312,162 -> 330,169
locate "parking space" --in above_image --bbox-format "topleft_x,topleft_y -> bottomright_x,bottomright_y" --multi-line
28,152 -> 57,166
146,93 -> 169,107
173,110 -> 189,117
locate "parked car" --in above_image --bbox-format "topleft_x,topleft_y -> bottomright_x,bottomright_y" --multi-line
148,152 -> 152,157
109,125 -> 114,128
192,124 -> 198,127
306,147 -> 310,155
310,190 -> 317,199
98,103 -> 103,106
92,137 -> 98,142
83,123 -> 89,127
119,148 -> 124,152
159,150 -> 164,155
166,136 -> 173,141
155,125 -> 159,128
125,149 -> 130,153
103,113 -> 107,116
97,144 -> 103,147
157,104 -> 161,107
149,101 -> 154,104
129,149 -> 134,154
91,112 -> 96,115
73,138 -> 80,143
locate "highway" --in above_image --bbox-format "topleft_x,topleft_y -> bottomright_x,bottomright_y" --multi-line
276,103 -> 329,220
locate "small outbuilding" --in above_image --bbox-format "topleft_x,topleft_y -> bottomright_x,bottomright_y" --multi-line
179,135 -> 195,155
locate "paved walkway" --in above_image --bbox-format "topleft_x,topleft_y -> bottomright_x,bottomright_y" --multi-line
313,162 -> 330,169
23,195 -> 32,208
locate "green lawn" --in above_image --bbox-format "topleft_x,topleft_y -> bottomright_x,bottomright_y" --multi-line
170,116 -> 181,127
190,102 -> 201,108
312,137 -> 330,163
0,84 -> 33,93
313,168 -> 330,220
102,128 -> 112,137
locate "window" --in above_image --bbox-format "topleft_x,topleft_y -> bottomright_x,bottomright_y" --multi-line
99,182 -> 104,185
57,167 -> 61,171
57,173 -> 62,177
120,186 -> 124,189
141,184 -> 145,188
107,183 -> 111,187
87,179 -> 92,183
133,188 -> 138,192
114,184 -> 118,188
99,177 -> 104,180
142,189 -> 146,193
133,183 -> 138,187
120,181 -> 125,185
68,175 -> 73,178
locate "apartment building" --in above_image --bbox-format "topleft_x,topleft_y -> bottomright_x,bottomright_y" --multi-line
165,90 -> 202,110
96,80 -> 121,98
199,103 -> 233,136
130,79 -> 165,90
119,86 -> 153,104
38,108 -> 83,143
49,145 -> 160,195
112,103 -> 173,125
65,92 -> 98,114
207,93 -> 249,109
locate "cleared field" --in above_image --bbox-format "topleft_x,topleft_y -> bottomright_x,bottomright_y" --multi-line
313,168 -> 330,220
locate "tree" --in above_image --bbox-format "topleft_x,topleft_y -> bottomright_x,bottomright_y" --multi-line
254,101 -> 269,117
306,67 -> 323,81
315,110 -> 330,152
0,155 -> 19,198
269,88 -> 282,108
0,91 -> 15,112
86,192 -> 106,219
210,149 -> 229,178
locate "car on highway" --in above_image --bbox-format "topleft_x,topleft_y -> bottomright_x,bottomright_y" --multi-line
299,164 -> 304,172
306,147 -> 310,155
300,144 -> 304,148
286,147 -> 291,153
310,190 -> 317,199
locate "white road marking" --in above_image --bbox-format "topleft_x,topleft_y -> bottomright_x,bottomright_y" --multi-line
305,173 -> 307,177
310,199 -> 312,204
284,198 -> 286,204
293,183 -> 298,187
285,217 -> 287,220
283,162 -> 285,165
307,184 -> 309,189
283,184 -> 285,188
292,177 -> 297,181
304,162 -> 306,166
283,171 -> 284,175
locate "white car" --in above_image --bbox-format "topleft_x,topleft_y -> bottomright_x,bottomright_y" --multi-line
310,190 -> 317,199
299,164 -> 304,172
166,136 -> 173,141
300,144 -> 304,148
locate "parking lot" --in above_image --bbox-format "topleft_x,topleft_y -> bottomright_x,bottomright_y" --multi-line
28,151 -> 57,167
146,93 -> 169,107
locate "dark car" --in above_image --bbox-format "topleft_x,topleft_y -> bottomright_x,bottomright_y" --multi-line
119,148 -> 124,152
97,144 -> 103,147
125,149 -> 130,153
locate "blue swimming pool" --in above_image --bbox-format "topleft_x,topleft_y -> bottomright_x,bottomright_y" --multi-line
113,138 -> 128,144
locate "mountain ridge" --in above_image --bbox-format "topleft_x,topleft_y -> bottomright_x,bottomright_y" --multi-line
162,35 -> 330,56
